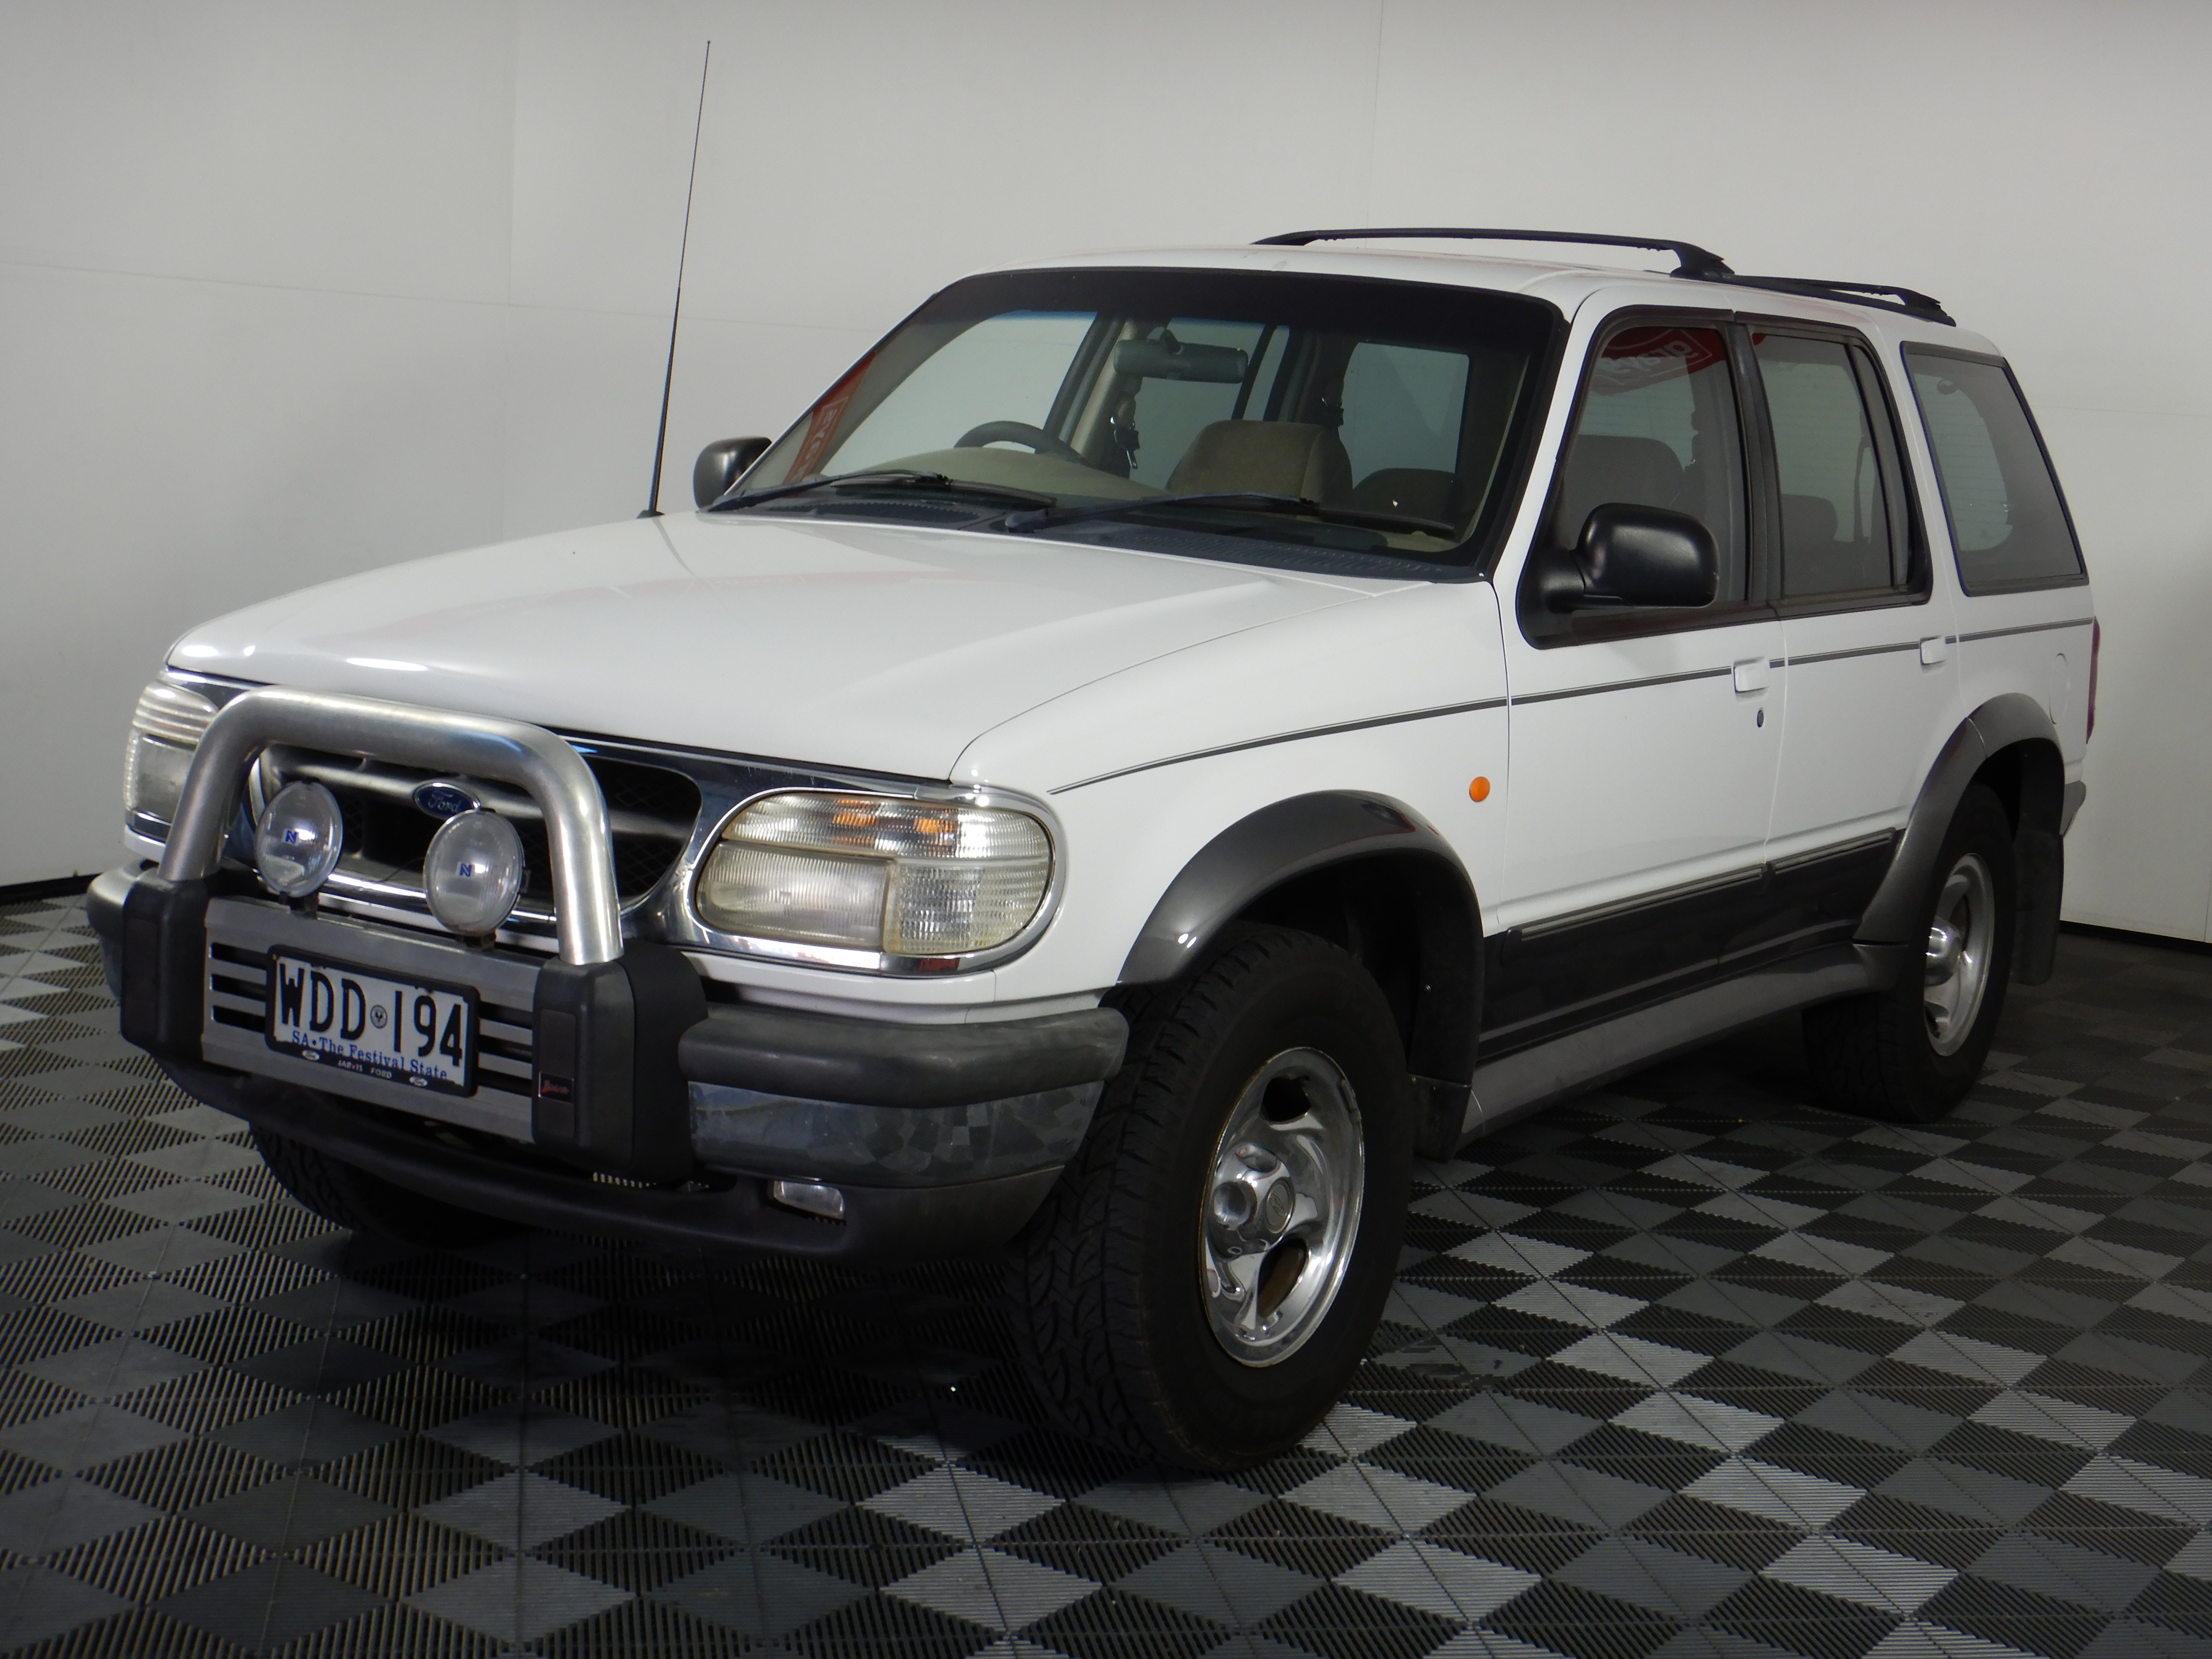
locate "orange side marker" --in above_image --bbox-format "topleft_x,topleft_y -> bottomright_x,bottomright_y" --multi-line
1468,776 -> 1491,802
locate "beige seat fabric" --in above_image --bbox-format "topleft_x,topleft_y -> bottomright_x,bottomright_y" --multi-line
1166,421 -> 1355,502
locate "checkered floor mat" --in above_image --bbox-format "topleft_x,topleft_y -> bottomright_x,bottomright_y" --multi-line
3,895 -> 2212,1658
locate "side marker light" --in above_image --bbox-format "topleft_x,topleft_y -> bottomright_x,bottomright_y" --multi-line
1468,777 -> 1491,802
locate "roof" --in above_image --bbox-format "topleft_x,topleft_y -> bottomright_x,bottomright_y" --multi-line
991,230 -> 1982,348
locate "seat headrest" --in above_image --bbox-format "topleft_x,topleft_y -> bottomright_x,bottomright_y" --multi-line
1166,421 -> 1354,503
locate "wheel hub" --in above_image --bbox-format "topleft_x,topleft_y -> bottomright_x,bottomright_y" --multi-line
1923,853 -> 1995,1057
1198,1049 -> 1364,1365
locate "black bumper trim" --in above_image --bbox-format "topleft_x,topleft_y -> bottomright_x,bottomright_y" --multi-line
166,1061 -> 1061,1262
678,1001 -> 1127,1110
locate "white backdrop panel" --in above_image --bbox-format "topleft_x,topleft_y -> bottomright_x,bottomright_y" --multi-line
2,0 -> 2206,943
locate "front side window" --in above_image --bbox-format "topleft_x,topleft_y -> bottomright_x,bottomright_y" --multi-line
1546,324 -> 1748,603
733,269 -> 1559,574
1904,348 -> 2083,591
1754,335 -> 1904,596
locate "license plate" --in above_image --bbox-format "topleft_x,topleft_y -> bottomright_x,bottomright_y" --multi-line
264,951 -> 478,1095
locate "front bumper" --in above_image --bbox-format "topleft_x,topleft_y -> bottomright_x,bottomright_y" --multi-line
89,682 -> 1122,1262
93,868 -> 1123,1260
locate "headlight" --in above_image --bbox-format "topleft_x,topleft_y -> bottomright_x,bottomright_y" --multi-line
694,792 -> 1053,962
123,677 -> 218,831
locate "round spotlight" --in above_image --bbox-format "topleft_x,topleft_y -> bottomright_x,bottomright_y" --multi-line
254,781 -> 345,899
423,809 -> 526,938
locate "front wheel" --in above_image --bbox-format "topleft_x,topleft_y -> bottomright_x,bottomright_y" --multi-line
1804,782 -> 2017,1123
1009,926 -> 1412,1470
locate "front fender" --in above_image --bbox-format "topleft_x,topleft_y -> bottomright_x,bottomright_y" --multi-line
1118,791 -> 1481,1155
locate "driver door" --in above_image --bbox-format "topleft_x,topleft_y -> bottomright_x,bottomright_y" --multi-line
1489,315 -> 1783,1058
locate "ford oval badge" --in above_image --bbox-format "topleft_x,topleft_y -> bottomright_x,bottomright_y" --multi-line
412,780 -> 483,820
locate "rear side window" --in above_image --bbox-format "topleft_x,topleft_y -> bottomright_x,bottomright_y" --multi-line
1753,335 -> 1907,597
1904,348 -> 2083,591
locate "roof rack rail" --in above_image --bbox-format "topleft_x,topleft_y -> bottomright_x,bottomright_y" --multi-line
1252,228 -> 1955,326
1254,227 -> 1734,281
1715,276 -> 1954,326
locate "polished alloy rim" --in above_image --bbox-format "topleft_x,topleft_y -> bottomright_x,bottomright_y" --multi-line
1198,1048 -> 1364,1367
1924,852 -> 1996,1057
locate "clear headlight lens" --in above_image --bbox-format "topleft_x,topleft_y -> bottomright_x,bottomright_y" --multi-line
123,678 -> 218,830
694,793 -> 1053,959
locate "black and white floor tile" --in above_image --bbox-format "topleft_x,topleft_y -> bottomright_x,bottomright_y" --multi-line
4,891 -> 2212,1657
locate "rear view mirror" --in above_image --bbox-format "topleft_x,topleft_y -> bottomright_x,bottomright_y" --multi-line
1112,334 -> 1248,384
1538,503 -> 1718,612
694,436 -> 772,507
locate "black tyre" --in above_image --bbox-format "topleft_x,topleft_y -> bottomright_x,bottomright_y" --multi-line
1010,925 -> 1413,1470
1804,782 -> 2016,1123
253,1127 -> 518,1249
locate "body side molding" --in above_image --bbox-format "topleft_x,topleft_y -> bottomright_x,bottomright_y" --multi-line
1857,692 -> 2066,985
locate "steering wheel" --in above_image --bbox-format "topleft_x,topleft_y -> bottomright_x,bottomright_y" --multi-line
953,421 -> 1085,466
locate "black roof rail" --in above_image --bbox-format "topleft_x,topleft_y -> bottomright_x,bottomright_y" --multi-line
1253,228 -> 1955,326
1253,227 -> 1735,281
1714,276 -> 1955,326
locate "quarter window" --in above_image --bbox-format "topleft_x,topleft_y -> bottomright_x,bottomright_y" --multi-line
1904,349 -> 2083,590
1753,335 -> 1905,596
1550,325 -> 1747,602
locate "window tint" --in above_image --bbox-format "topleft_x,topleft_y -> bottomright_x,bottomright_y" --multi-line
1905,349 -> 2082,590
1754,335 -> 1901,596
1552,325 -> 1746,601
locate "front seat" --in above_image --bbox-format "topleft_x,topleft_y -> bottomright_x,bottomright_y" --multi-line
1167,421 -> 1354,503
1553,434 -> 1686,544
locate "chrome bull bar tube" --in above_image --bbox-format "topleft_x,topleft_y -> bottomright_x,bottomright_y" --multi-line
158,687 -> 623,966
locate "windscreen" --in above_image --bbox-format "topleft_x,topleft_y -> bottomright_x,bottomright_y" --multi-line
735,268 -> 1559,573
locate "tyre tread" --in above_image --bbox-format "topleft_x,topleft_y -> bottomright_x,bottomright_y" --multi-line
1010,925 -> 1393,1467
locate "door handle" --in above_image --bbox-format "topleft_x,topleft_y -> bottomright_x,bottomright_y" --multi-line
1920,635 -> 1951,666
1732,657 -> 1771,693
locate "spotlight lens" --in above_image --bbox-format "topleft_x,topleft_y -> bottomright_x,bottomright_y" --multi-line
254,781 -> 345,899
423,809 -> 526,937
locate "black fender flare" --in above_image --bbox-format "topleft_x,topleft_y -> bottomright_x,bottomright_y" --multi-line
1118,792 -> 1481,1155
1859,692 -> 2066,984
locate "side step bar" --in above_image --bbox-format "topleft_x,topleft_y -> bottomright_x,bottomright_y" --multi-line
1462,945 -> 1879,1143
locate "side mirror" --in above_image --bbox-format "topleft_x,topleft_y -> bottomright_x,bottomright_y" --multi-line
1538,503 -> 1718,612
694,437 -> 772,508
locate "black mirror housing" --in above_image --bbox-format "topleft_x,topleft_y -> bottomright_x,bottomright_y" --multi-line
1543,503 -> 1719,611
694,437 -> 773,508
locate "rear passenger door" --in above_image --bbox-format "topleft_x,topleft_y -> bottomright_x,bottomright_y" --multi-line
1491,315 -> 1783,1053
1755,327 -> 1960,918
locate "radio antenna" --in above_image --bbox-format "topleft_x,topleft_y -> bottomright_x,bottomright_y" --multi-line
639,41 -> 712,518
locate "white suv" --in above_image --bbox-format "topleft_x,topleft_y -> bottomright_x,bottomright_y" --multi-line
94,228 -> 2095,1471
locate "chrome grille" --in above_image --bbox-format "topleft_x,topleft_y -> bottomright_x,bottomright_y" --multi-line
262,747 -> 702,911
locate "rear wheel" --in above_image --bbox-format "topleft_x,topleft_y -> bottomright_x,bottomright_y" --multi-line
1009,925 -> 1412,1470
253,1127 -> 518,1249
1804,782 -> 2016,1123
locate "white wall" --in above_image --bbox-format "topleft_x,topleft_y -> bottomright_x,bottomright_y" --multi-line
5,0 -> 2208,940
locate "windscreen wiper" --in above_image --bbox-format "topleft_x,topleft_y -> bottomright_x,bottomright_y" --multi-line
999,492 -> 1456,540
709,469 -> 1054,512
